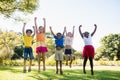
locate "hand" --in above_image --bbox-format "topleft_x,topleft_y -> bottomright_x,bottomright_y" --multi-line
34,17 -> 37,20
79,25 -> 82,27
33,26 -> 35,29
24,23 -> 26,25
49,26 -> 52,29
94,24 -> 97,27
73,26 -> 75,28
43,18 -> 46,21
64,26 -> 66,31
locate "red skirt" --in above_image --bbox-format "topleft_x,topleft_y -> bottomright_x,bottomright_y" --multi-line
36,46 -> 48,53
82,45 -> 94,58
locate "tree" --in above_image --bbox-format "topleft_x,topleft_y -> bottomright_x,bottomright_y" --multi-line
0,0 -> 39,18
0,30 -> 21,64
96,34 -> 120,60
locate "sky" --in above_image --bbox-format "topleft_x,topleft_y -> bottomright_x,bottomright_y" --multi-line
0,0 -> 120,51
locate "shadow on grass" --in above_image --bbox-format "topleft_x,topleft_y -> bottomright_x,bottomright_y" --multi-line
29,69 -> 120,80
0,66 -> 120,80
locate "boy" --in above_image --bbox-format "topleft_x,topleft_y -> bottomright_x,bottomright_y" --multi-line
50,26 -> 66,75
79,24 -> 97,75
22,23 -> 35,73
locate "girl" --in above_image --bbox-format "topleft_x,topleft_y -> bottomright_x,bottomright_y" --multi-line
34,17 -> 48,73
65,26 -> 75,68
79,24 -> 97,75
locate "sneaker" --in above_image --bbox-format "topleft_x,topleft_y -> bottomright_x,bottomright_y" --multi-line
28,69 -> 31,72
60,70 -> 63,75
83,70 -> 86,74
23,69 -> 26,73
91,70 -> 94,75
56,70 -> 58,74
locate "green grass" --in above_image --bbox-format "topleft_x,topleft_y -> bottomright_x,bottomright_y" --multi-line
0,66 -> 120,80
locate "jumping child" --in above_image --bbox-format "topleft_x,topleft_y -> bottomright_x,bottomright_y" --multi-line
34,17 -> 48,73
50,26 -> 66,75
64,26 -> 75,68
22,23 -> 35,73
79,24 -> 97,75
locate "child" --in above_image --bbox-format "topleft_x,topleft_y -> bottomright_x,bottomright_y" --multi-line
34,17 -> 48,73
79,24 -> 97,75
22,23 -> 35,73
50,26 -> 66,75
64,26 -> 75,68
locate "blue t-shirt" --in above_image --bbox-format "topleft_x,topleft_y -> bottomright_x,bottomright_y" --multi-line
54,36 -> 64,47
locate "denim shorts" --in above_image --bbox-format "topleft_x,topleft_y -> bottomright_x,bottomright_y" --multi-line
24,47 -> 34,60
64,49 -> 72,54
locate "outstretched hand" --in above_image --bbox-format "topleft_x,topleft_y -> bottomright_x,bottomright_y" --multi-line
49,26 -> 52,29
24,23 -> 26,25
43,18 -> 46,21
34,17 -> 37,20
79,25 -> 82,28
94,24 -> 97,27
73,26 -> 75,28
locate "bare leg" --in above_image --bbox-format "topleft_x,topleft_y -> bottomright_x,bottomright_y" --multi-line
28,60 -> 32,72
23,60 -> 26,73
89,58 -> 94,75
56,60 -> 58,74
69,54 -> 73,68
60,61 -> 63,75
38,53 -> 41,73
83,58 -> 88,74
42,53 -> 46,71
65,54 -> 68,65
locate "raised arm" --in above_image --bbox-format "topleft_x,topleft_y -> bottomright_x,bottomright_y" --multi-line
32,26 -> 35,37
22,23 -> 26,35
50,26 -> 55,36
72,26 -> 75,37
34,17 -> 38,33
43,18 -> 46,33
62,27 -> 66,36
91,24 -> 97,36
79,25 -> 83,38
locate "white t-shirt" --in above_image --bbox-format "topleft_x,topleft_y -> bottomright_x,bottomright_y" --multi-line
65,36 -> 73,46
83,34 -> 92,45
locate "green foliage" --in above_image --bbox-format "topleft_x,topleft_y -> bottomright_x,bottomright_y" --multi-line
96,34 -> 120,60
0,0 -> 39,17
11,45 -> 24,60
0,30 -> 22,63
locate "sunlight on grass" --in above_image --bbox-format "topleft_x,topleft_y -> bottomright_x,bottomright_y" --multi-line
0,66 -> 120,80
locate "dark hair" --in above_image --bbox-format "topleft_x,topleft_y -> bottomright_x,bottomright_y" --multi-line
26,29 -> 32,33
57,32 -> 62,36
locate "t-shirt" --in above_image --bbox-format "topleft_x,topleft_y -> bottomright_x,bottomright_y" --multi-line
83,34 -> 92,45
65,36 -> 73,46
23,35 -> 33,47
54,36 -> 64,47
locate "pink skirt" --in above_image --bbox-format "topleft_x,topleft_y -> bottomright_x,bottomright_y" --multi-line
36,46 -> 48,53
82,45 -> 94,58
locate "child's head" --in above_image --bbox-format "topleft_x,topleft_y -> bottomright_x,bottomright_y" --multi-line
67,32 -> 72,37
83,31 -> 89,38
26,29 -> 32,36
56,33 -> 62,39
39,26 -> 44,33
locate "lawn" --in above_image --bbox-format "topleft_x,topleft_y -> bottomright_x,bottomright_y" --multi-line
0,66 -> 120,80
